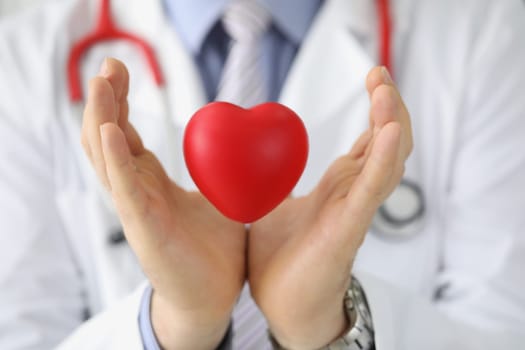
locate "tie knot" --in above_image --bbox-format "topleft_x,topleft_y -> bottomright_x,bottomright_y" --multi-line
222,0 -> 271,42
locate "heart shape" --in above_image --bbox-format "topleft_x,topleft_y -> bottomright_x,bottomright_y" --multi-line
183,102 -> 309,223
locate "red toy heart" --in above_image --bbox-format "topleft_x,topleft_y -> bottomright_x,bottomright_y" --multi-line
183,102 -> 309,223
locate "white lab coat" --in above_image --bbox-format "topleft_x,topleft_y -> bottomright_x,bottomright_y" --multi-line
0,0 -> 524,348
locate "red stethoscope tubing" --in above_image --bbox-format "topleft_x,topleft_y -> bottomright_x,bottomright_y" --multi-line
67,0 -> 392,102
67,0 -> 164,102
377,0 -> 393,74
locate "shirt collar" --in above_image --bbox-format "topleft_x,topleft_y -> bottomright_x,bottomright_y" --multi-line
163,0 -> 322,54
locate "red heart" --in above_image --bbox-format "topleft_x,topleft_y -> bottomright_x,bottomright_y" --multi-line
183,102 -> 309,223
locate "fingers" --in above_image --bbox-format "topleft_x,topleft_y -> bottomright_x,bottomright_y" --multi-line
341,122 -> 402,246
348,129 -> 373,160
366,66 -> 392,97
82,74 -> 116,189
81,58 -> 143,188
103,58 -> 131,130
123,121 -> 145,156
366,67 -> 413,159
103,58 -> 130,104
102,58 -> 144,155
100,123 -> 147,218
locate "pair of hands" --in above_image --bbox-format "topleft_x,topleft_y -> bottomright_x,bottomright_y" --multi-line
81,58 -> 412,350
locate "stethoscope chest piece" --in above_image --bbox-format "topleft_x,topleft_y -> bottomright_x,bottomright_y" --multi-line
372,178 -> 425,240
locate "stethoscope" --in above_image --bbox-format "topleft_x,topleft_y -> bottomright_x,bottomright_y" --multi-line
67,0 -> 424,240
67,0 -> 393,101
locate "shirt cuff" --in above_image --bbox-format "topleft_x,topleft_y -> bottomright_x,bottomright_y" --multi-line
138,285 -> 233,350
138,285 -> 160,350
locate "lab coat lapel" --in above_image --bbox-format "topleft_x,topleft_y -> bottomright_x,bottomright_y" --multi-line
111,0 -> 207,124
279,0 -> 416,195
280,0 -> 376,194
111,0 -> 206,184
280,0 -> 375,132
280,0 -> 415,120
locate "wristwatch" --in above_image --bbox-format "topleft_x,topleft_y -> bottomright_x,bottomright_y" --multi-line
269,276 -> 374,350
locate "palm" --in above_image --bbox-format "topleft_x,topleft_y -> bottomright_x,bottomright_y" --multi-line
127,151 -> 246,318
81,59 -> 247,325
247,67 -> 412,347
248,146 -> 365,328
248,126 -> 403,348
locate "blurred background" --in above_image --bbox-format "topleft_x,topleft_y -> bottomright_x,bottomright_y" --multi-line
0,0 -> 44,17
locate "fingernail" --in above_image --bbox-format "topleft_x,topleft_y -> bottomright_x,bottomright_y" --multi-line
381,66 -> 394,84
99,58 -> 109,77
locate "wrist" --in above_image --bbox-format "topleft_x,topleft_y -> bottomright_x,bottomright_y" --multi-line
151,290 -> 231,350
269,276 -> 374,350
269,300 -> 349,349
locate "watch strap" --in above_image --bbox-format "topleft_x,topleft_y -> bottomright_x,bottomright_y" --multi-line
268,276 -> 374,350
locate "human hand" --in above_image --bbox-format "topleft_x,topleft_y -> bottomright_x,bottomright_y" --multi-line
248,67 -> 413,349
81,58 -> 246,350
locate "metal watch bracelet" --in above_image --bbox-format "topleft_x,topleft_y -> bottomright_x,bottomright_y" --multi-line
268,276 -> 374,350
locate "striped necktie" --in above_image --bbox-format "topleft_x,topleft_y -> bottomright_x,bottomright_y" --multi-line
216,1 -> 271,348
216,0 -> 270,107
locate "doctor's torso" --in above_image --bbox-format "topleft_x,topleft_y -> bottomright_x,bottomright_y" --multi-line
0,0 -> 515,334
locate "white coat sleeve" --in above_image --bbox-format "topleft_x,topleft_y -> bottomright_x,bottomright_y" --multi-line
357,1 -> 525,349
0,9 -> 146,349
0,13 -> 98,350
0,26 -> 86,350
56,285 -> 146,350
